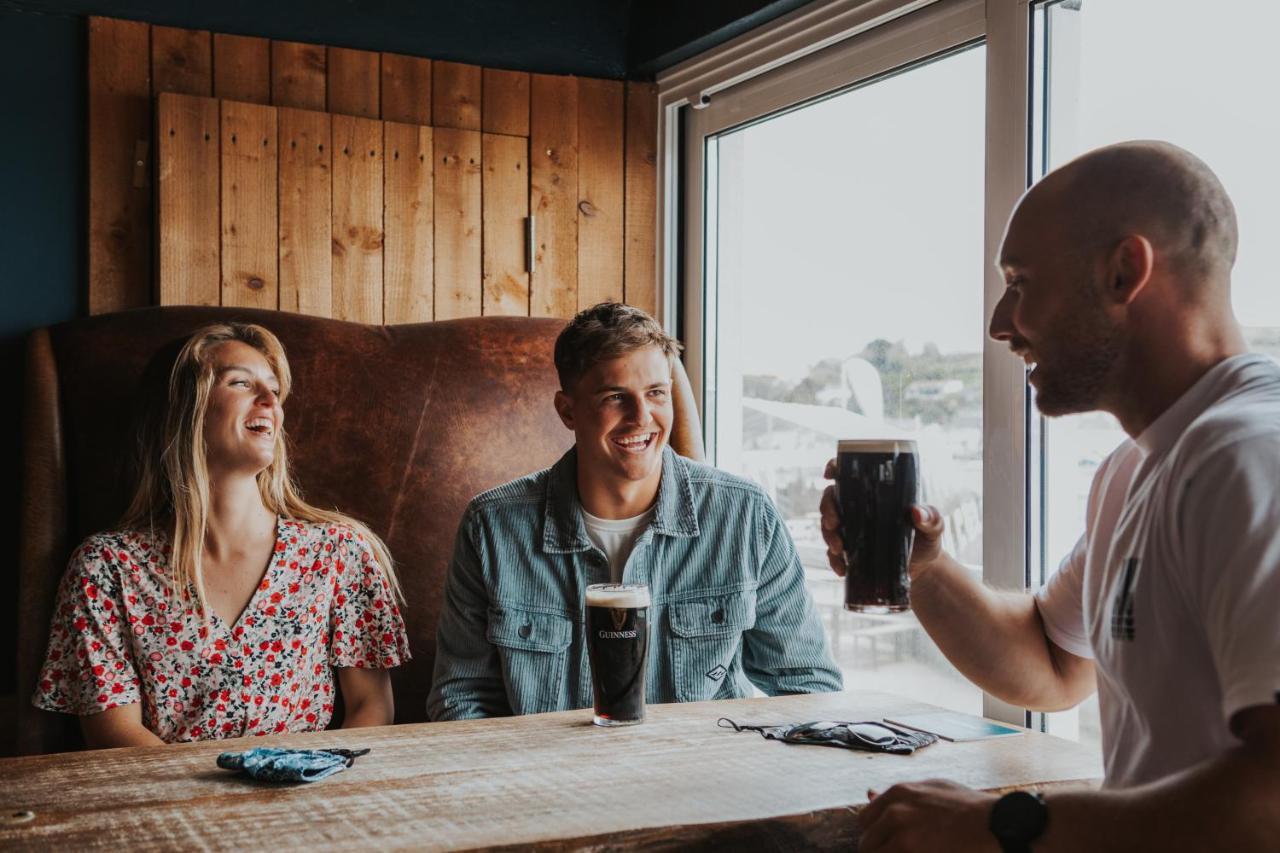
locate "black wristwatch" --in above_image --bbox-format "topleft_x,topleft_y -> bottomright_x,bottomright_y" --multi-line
989,790 -> 1048,853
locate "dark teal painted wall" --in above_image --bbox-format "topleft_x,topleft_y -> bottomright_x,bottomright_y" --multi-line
2,6 -> 84,693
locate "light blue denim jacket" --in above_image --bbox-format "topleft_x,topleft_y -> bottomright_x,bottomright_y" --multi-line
427,446 -> 842,720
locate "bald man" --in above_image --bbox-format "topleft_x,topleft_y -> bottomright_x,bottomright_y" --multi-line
821,141 -> 1280,851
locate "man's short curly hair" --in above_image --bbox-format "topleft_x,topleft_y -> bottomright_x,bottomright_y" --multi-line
554,302 -> 683,392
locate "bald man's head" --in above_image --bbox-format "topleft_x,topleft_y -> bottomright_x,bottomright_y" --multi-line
1022,140 -> 1238,290
991,142 -> 1242,419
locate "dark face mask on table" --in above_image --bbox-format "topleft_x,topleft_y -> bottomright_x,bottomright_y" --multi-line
717,718 -> 938,755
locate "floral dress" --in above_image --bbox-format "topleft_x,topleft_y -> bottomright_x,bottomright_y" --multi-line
32,518 -> 410,743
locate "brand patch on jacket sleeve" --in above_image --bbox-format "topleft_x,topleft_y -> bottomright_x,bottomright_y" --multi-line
706,665 -> 727,681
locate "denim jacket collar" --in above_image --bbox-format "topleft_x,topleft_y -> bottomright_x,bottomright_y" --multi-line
541,445 -> 700,554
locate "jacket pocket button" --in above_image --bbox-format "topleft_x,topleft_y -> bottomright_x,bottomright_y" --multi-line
519,624 -> 532,639
711,608 -> 725,624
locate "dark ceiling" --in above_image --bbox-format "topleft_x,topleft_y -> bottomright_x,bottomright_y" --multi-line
2,0 -> 815,79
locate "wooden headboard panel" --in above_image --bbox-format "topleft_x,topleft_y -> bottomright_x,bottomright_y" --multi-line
89,17 -> 659,323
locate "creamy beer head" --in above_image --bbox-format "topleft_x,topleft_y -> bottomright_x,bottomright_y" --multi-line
585,583 -> 651,609
837,438 -> 917,455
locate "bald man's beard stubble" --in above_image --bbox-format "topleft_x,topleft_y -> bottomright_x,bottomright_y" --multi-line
1028,288 -> 1124,419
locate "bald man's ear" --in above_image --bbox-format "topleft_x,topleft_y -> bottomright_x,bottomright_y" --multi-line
1106,235 -> 1155,306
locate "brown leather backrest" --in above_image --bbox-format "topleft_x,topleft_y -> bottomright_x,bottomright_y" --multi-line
17,306 -> 703,754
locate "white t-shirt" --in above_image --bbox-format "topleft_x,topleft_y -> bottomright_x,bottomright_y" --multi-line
581,507 -> 655,582
1036,353 -> 1280,788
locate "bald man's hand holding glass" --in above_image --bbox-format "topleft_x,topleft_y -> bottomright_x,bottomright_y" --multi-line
819,458 -> 1095,712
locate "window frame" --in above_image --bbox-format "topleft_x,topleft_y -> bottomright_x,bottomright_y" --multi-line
657,0 -> 1034,725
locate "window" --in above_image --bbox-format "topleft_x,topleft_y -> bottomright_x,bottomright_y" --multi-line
680,1 -> 990,714
669,0 -> 1280,729
1031,0 -> 1280,747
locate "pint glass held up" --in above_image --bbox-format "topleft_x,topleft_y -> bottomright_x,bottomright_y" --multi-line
836,439 -> 919,613
585,583 -> 651,727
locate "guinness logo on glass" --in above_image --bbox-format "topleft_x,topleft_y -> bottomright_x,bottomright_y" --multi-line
596,606 -> 638,638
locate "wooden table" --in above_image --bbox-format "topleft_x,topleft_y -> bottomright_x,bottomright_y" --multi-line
0,691 -> 1102,851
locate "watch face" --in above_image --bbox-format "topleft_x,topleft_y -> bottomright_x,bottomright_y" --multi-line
990,790 -> 1048,847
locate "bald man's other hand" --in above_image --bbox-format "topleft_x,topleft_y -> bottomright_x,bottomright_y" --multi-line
820,458 -> 947,580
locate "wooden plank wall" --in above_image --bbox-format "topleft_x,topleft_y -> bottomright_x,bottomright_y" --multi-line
90,16 -> 659,324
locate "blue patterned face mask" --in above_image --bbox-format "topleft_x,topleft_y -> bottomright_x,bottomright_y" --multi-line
717,718 -> 937,755
217,747 -> 371,783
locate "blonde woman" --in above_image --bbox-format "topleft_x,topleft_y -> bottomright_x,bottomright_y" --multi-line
33,323 -> 410,747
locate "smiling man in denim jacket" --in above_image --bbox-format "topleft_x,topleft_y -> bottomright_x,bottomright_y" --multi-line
427,302 -> 842,720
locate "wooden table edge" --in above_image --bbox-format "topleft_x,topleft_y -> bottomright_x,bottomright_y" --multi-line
478,777 -> 1104,852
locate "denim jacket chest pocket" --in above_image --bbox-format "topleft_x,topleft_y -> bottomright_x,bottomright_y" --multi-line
486,606 -> 573,714
668,589 -> 757,702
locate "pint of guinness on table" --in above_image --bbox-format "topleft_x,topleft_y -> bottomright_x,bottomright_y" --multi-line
585,583 -> 651,726
836,439 -> 919,613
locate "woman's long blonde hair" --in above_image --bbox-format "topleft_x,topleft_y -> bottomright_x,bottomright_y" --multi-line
120,322 -> 402,614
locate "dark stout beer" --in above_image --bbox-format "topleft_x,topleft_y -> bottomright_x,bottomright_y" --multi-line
837,439 -> 919,613
585,583 -> 651,726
